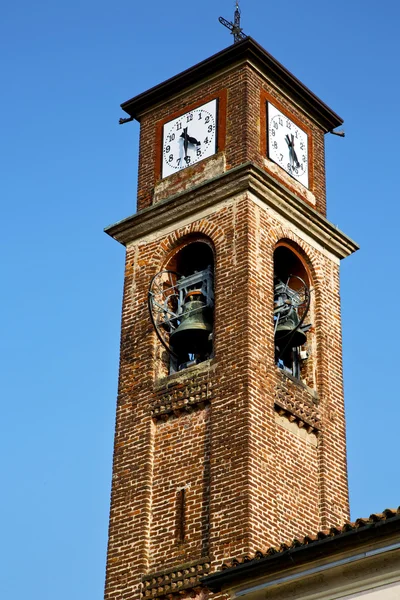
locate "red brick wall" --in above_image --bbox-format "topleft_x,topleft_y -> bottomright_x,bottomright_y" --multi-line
273,424 -> 320,539
136,62 -> 326,215
150,407 -> 211,571
104,194 -> 349,599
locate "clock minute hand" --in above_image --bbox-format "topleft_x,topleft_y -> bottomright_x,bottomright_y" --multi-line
181,127 -> 189,159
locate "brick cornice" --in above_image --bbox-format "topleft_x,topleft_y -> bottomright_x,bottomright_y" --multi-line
152,370 -> 213,420
142,557 -> 211,599
105,162 -> 359,259
274,369 -> 321,432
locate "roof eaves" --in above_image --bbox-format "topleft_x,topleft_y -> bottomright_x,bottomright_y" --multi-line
202,508 -> 400,593
120,37 -> 342,132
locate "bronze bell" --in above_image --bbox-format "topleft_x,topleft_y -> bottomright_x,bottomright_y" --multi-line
170,291 -> 213,356
275,308 -> 307,349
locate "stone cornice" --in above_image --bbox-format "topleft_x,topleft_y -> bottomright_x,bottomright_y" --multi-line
105,163 -> 359,260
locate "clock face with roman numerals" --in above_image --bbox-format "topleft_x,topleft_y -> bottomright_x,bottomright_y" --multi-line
161,99 -> 217,179
268,102 -> 309,189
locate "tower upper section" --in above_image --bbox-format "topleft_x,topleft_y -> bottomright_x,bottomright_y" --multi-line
120,37 -> 342,215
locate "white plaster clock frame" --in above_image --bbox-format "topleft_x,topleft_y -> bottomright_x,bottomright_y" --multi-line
267,102 -> 309,189
161,99 -> 218,179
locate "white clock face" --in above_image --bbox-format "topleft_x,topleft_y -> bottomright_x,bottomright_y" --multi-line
268,102 -> 309,188
162,99 -> 217,179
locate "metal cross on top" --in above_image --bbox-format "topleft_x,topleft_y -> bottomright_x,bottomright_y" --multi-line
219,1 -> 247,44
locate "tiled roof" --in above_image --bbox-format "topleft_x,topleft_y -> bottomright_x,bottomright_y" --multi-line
221,507 -> 400,570
203,507 -> 400,592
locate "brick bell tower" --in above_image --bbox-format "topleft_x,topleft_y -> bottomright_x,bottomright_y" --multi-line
104,37 -> 358,600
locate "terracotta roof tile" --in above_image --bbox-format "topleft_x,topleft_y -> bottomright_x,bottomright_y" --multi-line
220,507 -> 400,570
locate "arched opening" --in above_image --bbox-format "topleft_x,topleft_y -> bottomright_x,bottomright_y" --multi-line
149,238 -> 215,374
273,243 -> 313,384
168,241 -> 214,276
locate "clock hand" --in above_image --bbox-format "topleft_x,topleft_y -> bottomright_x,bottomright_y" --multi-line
284,134 -> 293,164
292,148 -> 300,168
187,134 -> 200,146
180,128 -> 201,163
287,133 -> 301,169
181,127 -> 189,160
290,135 -> 301,168
284,134 -> 293,169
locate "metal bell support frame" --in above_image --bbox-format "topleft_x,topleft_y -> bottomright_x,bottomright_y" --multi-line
274,276 -> 310,357
148,266 -> 214,360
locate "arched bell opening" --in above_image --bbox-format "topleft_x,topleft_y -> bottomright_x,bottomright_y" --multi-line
273,243 -> 314,385
148,238 -> 215,375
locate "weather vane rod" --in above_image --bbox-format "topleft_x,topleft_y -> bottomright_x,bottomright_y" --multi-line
219,1 -> 247,44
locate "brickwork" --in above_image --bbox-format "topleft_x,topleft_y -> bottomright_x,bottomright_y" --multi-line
105,191 -> 350,599
150,407 -> 211,570
105,43 -> 352,600
136,63 -> 327,215
274,419 -> 320,539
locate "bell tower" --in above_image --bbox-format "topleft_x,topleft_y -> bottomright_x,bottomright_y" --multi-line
104,37 -> 358,600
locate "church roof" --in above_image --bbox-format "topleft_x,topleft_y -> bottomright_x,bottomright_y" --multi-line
121,37 -> 343,133
203,507 -> 400,592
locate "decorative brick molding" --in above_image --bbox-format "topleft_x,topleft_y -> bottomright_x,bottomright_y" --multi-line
142,558 -> 211,598
152,369 -> 213,420
274,370 -> 321,432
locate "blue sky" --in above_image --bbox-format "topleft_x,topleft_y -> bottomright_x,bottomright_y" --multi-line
1,1 -> 399,598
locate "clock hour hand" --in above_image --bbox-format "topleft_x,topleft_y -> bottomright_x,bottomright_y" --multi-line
180,130 -> 201,147
188,134 -> 201,146
180,128 -> 201,163
292,148 -> 300,168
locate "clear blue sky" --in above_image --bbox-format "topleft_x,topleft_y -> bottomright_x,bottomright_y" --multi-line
1,1 -> 399,598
